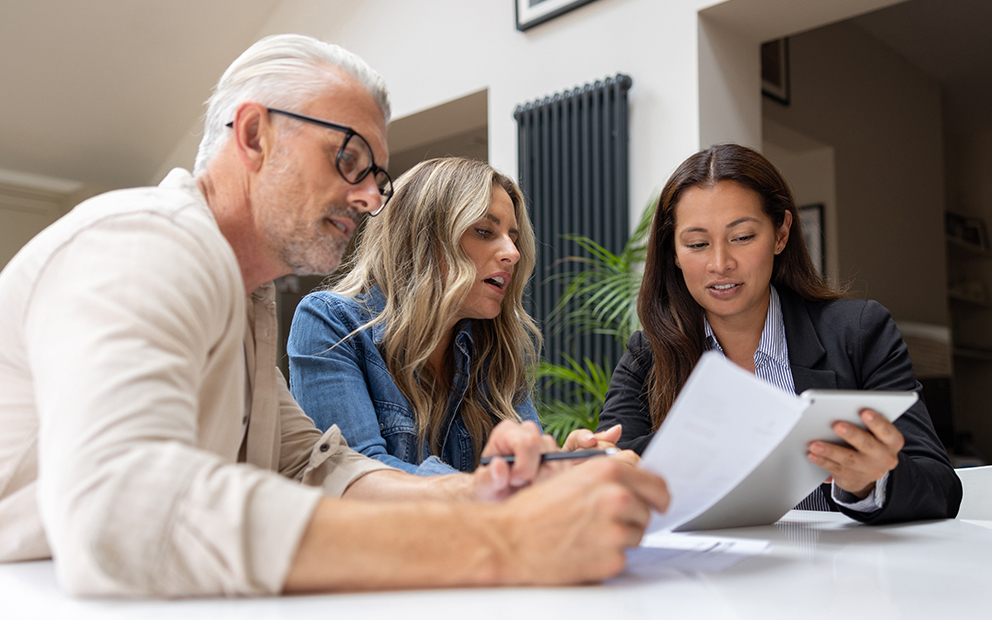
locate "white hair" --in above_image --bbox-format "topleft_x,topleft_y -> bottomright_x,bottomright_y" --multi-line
193,33 -> 391,175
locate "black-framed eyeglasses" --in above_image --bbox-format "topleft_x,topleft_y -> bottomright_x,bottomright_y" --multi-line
226,108 -> 393,215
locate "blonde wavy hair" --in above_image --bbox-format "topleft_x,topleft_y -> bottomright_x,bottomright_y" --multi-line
334,157 -> 542,462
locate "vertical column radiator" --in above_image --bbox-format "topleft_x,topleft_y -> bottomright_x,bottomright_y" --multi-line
514,74 -> 632,401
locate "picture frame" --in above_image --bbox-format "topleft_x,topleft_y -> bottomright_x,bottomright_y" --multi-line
515,0 -> 598,31
946,212 -> 990,250
761,38 -> 790,105
799,204 -> 825,276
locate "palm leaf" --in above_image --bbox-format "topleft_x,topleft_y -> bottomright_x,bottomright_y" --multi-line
536,194 -> 658,445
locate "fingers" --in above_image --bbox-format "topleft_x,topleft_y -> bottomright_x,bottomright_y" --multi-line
610,449 -> 641,467
481,420 -> 546,487
806,409 -> 904,497
602,485 -> 653,547
562,428 -> 594,452
472,458 -> 511,502
562,424 -> 622,452
492,458 -> 670,585
860,409 -> 905,452
580,457 -> 670,514
595,423 -> 623,447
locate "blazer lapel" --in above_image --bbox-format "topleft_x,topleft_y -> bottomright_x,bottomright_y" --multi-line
779,287 -> 838,392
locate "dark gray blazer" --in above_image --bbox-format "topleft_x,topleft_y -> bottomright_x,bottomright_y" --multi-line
598,287 -> 962,524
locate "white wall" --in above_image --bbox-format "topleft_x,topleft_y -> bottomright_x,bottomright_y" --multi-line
157,0 -> 718,228
763,20 -> 947,325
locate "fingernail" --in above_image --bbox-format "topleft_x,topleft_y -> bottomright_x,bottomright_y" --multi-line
836,423 -> 849,436
810,442 -> 824,454
863,411 -> 875,422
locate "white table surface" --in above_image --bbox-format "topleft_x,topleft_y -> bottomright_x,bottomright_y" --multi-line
3,511 -> 991,620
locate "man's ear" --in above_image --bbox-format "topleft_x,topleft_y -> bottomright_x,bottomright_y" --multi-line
229,102 -> 272,173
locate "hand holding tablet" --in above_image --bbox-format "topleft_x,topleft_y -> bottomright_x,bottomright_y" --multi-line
802,390 -> 915,498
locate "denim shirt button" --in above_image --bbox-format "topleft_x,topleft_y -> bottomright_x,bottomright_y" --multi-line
379,423 -> 385,430
319,443 -> 330,452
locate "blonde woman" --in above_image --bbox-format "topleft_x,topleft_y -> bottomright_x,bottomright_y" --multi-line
288,157 -> 546,474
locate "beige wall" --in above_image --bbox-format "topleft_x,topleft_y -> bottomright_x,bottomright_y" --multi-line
944,126 -> 992,457
0,182 -> 108,270
763,21 -> 947,326
763,128 -> 839,282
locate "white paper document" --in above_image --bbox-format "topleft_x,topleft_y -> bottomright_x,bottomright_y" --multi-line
640,352 -> 805,532
623,531 -> 769,577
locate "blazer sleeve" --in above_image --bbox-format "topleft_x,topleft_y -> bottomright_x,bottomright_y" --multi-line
828,300 -> 962,524
598,331 -> 657,455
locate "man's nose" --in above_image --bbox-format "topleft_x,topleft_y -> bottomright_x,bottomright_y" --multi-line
346,175 -> 384,215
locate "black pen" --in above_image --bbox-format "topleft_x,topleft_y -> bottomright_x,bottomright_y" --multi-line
479,447 -> 618,466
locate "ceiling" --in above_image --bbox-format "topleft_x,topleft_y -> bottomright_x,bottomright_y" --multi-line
0,0 -> 281,190
851,0 -> 992,135
0,0 -> 988,192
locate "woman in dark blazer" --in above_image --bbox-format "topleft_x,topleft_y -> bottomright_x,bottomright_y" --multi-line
599,144 -> 961,524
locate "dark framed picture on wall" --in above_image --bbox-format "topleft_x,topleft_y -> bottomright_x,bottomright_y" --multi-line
799,203 -> 825,276
761,37 -> 790,105
515,0 -> 598,31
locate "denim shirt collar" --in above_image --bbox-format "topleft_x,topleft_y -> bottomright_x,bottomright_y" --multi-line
361,286 -> 476,356
362,286 -> 389,346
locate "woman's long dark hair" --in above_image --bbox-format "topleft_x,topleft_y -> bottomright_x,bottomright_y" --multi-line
639,143 -> 844,430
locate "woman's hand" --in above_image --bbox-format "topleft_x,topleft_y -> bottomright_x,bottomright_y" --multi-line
563,424 -> 640,466
806,408 -> 904,499
563,423 -> 622,452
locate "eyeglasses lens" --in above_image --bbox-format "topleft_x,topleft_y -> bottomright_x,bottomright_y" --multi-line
336,134 -> 372,182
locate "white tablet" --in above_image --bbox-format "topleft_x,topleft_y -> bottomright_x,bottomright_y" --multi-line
672,389 -> 918,532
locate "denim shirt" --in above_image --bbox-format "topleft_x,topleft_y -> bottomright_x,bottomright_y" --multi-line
287,287 -> 539,476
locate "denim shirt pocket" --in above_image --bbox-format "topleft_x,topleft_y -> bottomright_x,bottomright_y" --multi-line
376,402 -> 419,464
437,416 -> 477,472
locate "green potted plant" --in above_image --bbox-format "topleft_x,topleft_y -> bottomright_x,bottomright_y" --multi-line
537,195 -> 657,444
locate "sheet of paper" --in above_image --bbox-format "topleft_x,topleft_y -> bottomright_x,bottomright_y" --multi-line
640,351 -> 805,532
622,531 -> 769,577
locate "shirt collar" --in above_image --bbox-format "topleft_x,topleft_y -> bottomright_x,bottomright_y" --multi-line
363,285 -> 474,350
704,285 -> 789,367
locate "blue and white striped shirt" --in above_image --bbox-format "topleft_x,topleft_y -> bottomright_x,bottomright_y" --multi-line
704,285 -> 795,394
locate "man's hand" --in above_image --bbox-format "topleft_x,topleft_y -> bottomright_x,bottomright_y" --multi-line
807,408 -> 904,498
489,457 -> 670,584
474,420 -> 560,501
286,450 -> 669,592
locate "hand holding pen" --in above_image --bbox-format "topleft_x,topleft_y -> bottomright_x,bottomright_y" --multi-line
472,421 -> 633,502
480,447 -> 619,465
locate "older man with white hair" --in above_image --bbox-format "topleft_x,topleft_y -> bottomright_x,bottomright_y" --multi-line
0,34 -> 668,597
